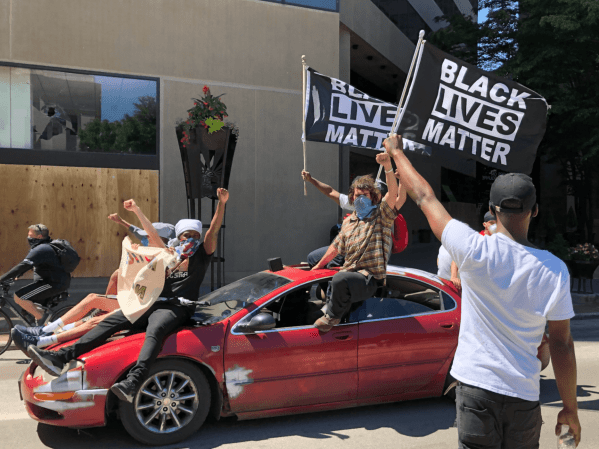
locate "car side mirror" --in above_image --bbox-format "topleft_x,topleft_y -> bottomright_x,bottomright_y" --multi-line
237,313 -> 276,333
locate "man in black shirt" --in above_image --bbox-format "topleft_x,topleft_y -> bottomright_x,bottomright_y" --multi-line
29,188 -> 228,402
0,224 -> 70,321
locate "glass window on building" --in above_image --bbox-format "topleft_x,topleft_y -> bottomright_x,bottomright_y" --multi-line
261,0 -> 338,12
0,65 -> 157,157
370,0 -> 431,44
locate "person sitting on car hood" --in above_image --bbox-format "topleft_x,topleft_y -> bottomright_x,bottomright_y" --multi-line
28,188 -> 229,405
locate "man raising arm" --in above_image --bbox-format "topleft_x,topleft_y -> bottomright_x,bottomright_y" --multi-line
384,133 -> 580,447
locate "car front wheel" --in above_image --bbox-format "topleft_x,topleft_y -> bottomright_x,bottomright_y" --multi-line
118,359 -> 211,446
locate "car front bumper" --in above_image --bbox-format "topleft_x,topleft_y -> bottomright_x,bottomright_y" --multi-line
20,361 -> 108,428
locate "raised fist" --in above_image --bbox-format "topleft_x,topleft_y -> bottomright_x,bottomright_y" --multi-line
301,170 -> 312,182
123,199 -> 137,211
376,152 -> 390,165
383,133 -> 403,156
217,188 -> 229,204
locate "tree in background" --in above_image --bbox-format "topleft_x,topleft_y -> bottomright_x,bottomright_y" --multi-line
428,0 -> 599,243
78,95 -> 157,155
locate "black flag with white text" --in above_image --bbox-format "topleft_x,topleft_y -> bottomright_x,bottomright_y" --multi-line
394,43 -> 548,174
303,68 -> 431,156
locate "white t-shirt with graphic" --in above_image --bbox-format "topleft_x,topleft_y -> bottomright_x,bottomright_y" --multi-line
442,219 -> 574,401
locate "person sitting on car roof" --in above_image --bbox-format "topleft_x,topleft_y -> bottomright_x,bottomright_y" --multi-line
28,188 -> 229,405
311,148 -> 404,332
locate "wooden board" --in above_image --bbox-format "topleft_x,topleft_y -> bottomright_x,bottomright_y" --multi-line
0,165 -> 159,278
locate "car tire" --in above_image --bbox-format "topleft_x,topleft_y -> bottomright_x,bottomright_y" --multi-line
118,359 -> 211,446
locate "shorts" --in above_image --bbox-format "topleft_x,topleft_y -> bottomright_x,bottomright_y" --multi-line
15,281 -> 67,307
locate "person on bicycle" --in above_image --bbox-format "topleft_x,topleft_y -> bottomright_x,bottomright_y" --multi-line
0,224 -> 70,322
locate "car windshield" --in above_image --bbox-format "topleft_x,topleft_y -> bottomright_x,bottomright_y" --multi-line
192,272 -> 291,324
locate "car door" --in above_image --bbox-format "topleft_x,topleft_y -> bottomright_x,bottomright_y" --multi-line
354,275 -> 459,400
224,280 -> 358,413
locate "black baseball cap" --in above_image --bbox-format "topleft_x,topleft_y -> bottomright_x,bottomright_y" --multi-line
483,211 -> 495,222
489,173 -> 536,213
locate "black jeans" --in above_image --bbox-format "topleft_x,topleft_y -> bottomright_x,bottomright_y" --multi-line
325,271 -> 378,319
456,382 -> 542,449
56,301 -> 192,384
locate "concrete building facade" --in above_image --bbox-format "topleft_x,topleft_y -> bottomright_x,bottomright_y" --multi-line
0,0 -> 478,285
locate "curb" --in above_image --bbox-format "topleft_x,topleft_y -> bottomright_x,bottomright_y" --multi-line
572,312 -> 599,321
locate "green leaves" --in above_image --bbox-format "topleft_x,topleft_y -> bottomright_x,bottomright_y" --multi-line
205,117 -> 225,134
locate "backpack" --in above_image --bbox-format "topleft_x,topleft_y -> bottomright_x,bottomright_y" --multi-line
49,239 -> 81,273
392,214 -> 409,254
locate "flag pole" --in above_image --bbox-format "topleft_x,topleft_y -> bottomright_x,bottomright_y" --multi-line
391,30 -> 426,135
377,30 -> 425,184
302,55 -> 308,196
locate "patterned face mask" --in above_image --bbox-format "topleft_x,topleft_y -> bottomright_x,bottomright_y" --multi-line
354,195 -> 377,220
175,238 -> 201,261
140,237 -> 149,247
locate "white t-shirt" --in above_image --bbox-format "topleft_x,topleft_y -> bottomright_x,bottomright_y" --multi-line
338,194 -> 355,212
437,245 -> 452,280
442,219 -> 574,401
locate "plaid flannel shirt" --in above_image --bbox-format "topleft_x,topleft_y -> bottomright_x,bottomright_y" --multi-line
332,199 -> 396,280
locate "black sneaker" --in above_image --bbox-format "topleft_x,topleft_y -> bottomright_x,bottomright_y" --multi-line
27,346 -> 66,377
14,324 -> 48,337
11,328 -> 40,356
110,379 -> 139,403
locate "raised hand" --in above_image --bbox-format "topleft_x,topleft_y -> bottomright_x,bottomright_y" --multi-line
383,133 -> 403,157
217,188 -> 229,204
123,199 -> 137,211
376,152 -> 390,165
301,170 -> 312,182
107,213 -> 121,223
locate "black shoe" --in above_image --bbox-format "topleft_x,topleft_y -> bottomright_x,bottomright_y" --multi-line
27,346 -> 66,377
11,328 -> 40,356
14,324 -> 49,337
110,379 -> 139,403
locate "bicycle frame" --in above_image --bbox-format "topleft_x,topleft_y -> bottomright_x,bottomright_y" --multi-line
0,291 -> 54,326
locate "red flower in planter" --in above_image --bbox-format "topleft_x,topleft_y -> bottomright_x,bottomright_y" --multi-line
203,85 -> 209,94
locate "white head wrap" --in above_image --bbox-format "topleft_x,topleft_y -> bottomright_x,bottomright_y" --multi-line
175,219 -> 203,238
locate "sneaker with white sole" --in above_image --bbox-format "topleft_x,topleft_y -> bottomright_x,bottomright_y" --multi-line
11,328 -> 40,356
27,346 -> 66,377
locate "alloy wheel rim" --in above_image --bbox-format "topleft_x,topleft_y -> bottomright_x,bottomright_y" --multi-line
134,370 -> 200,434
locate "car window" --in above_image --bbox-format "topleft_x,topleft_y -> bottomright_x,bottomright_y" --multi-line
348,275 -> 445,322
252,279 -> 331,329
442,291 -> 457,311
192,272 -> 292,324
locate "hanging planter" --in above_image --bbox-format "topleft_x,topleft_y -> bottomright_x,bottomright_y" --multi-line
175,85 -> 238,201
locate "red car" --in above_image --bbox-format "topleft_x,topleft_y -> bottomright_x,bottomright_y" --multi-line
19,265 -> 461,445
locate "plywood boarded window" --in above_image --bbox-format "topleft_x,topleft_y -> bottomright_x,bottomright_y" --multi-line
0,165 -> 159,277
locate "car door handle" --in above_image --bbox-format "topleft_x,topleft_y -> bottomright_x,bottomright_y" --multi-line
440,322 -> 455,329
332,332 -> 353,341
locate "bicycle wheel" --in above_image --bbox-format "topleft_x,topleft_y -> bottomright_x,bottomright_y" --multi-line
0,309 -> 13,355
47,305 -> 73,324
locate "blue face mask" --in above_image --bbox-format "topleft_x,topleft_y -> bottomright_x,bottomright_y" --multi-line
354,195 -> 377,220
140,237 -> 149,247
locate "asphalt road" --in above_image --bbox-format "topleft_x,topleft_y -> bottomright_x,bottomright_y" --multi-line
0,319 -> 598,449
